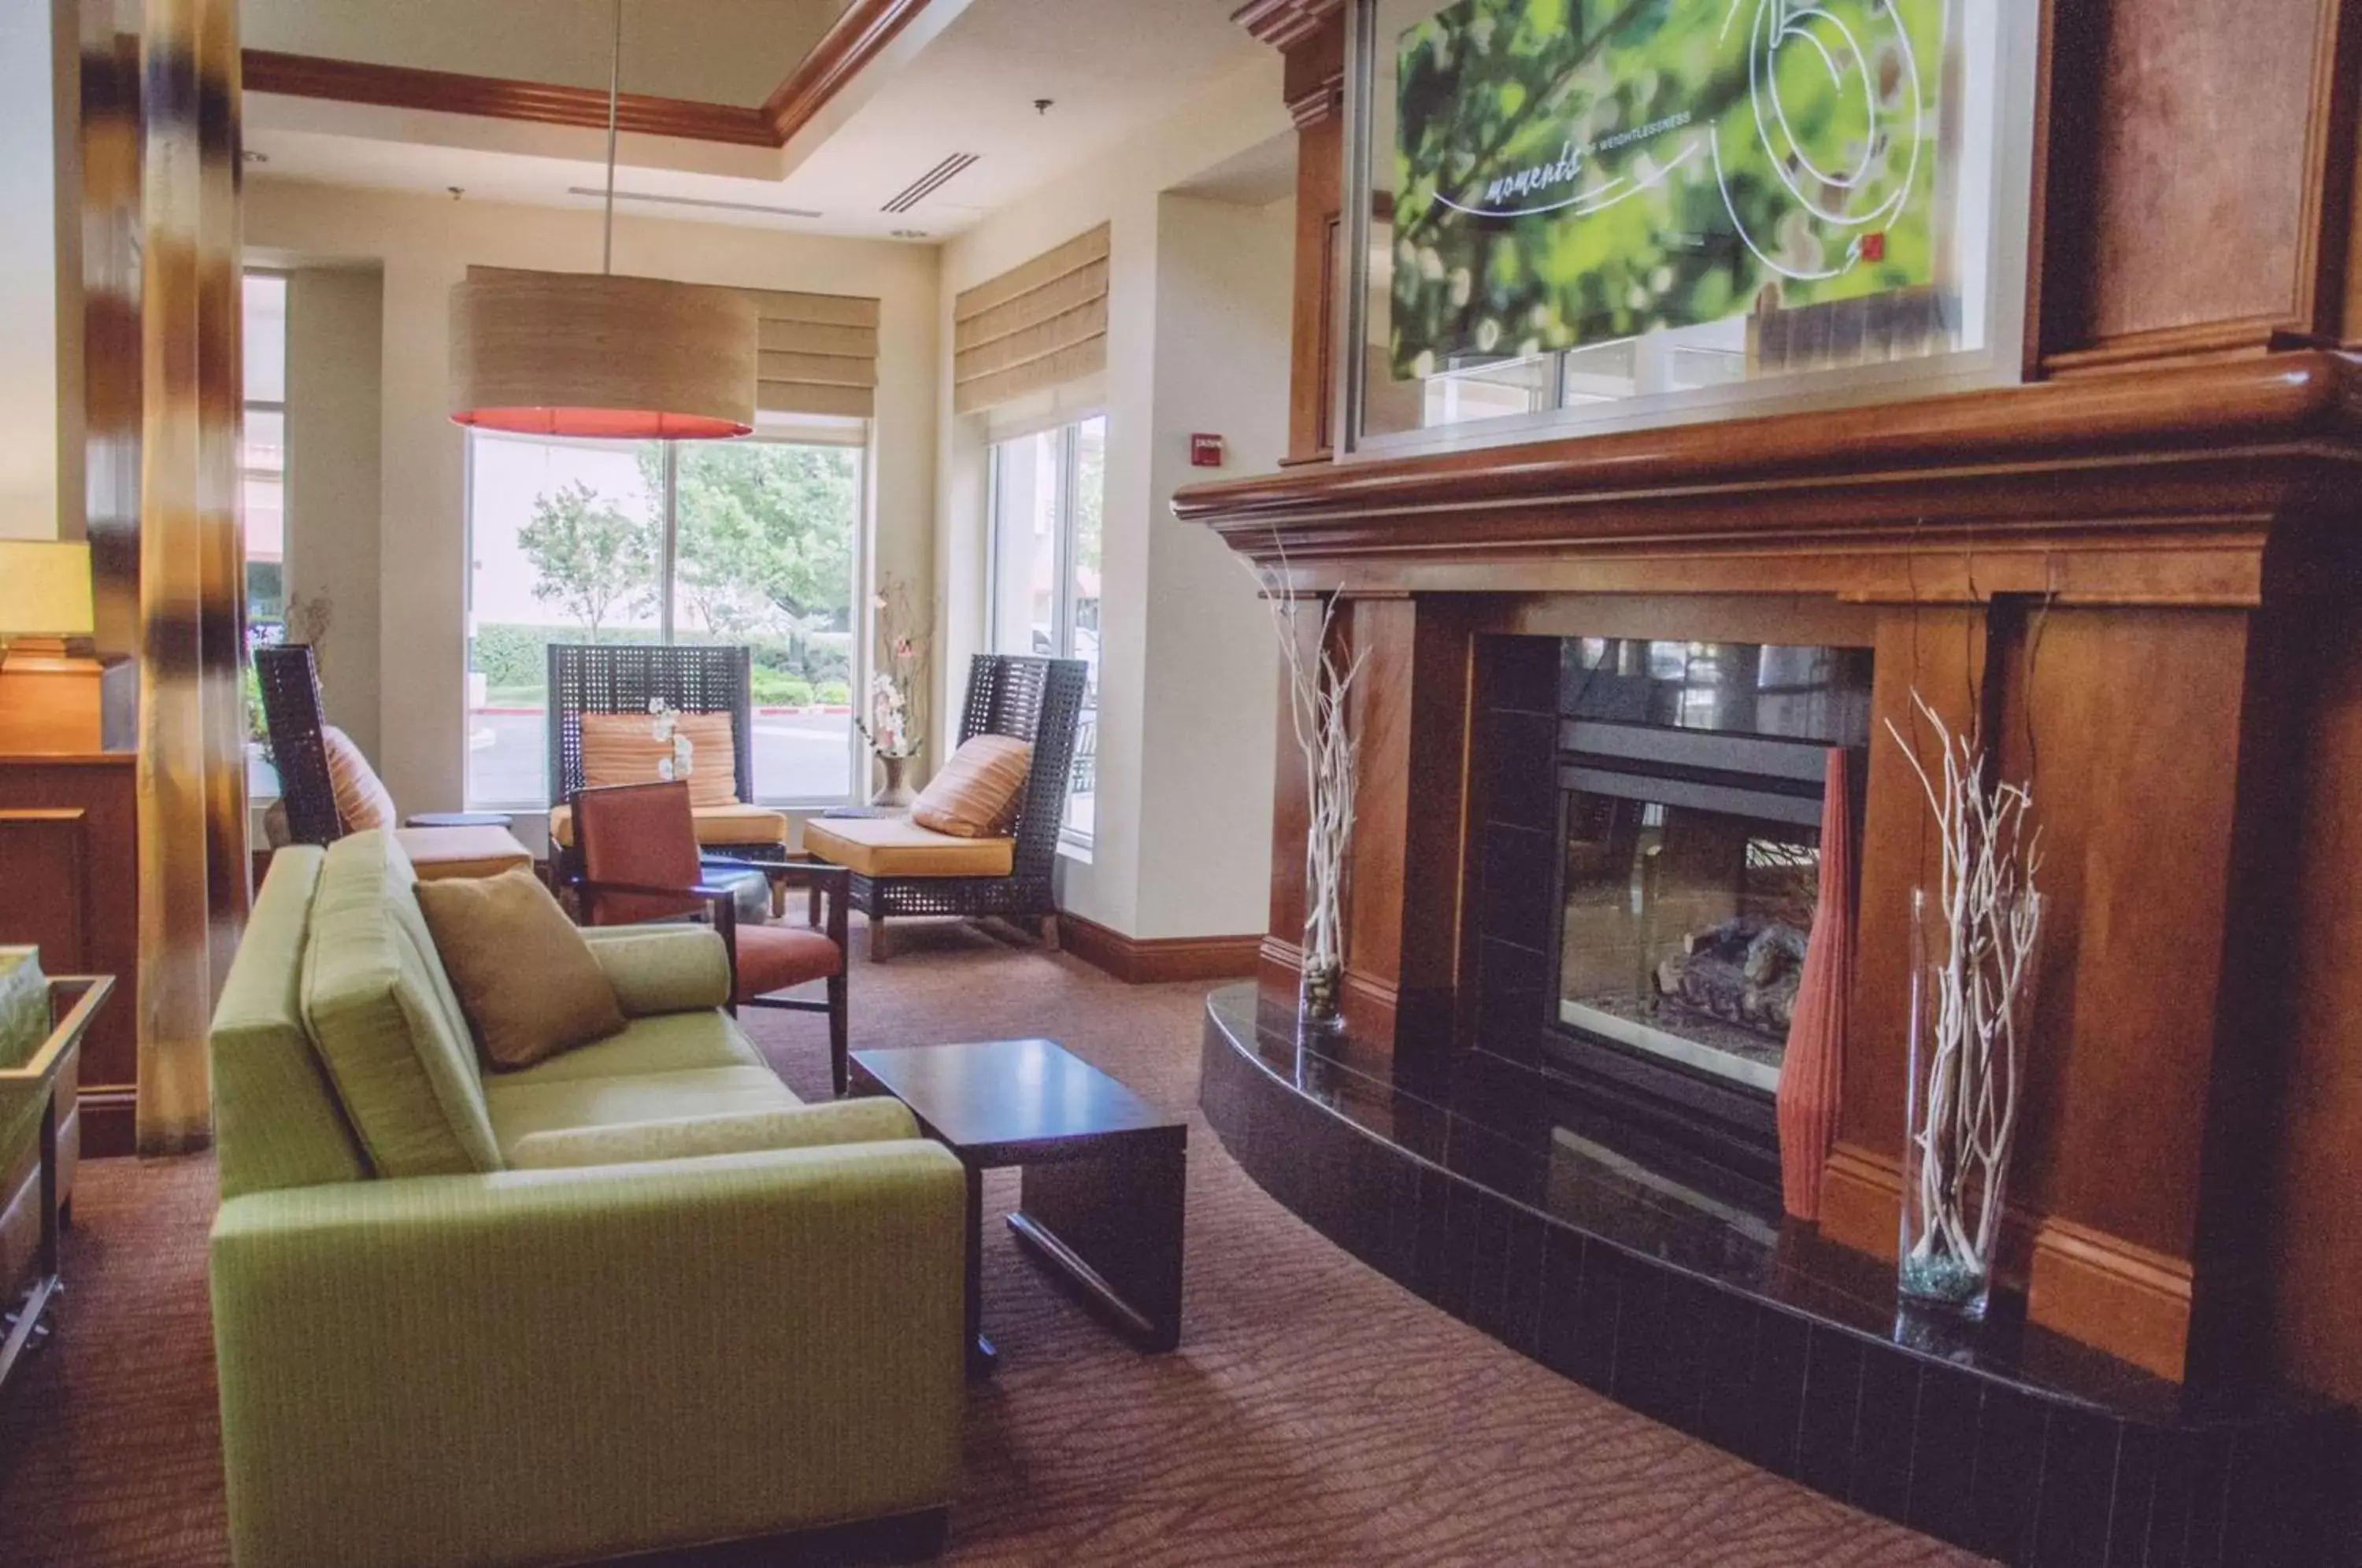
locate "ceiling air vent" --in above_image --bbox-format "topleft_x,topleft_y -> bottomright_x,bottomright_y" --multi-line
883,153 -> 979,214
567,186 -> 823,220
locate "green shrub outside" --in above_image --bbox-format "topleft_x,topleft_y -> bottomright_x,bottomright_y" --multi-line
471,623 -> 850,704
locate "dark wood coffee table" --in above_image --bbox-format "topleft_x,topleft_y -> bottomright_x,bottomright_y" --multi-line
850,1038 -> 1186,1376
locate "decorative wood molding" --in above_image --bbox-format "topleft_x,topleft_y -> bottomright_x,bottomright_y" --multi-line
76,1088 -> 136,1159
243,0 -> 937,151
2028,1215 -> 2196,1384
1060,912 -> 1262,985
1173,352 -> 2362,590
242,51 -> 777,146
760,0 -> 936,146
2039,314 -> 2293,378
1286,72 -> 1344,132
1231,0 -> 1348,51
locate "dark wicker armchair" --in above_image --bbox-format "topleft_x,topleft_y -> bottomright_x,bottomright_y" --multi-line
805,654 -> 1088,960
544,643 -> 791,883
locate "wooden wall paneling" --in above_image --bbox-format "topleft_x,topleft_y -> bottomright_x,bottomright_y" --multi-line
2038,0 -> 2357,367
1258,596 -> 1321,1000
1283,13 -> 1344,464
1394,597 -> 1475,1062
1819,604 -> 1988,1262
2271,582 -> 2362,1410
0,759 -> 139,1156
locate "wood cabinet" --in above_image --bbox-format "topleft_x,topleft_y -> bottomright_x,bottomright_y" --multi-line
0,756 -> 138,1156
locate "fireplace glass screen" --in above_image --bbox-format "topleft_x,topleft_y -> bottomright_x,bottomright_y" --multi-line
1551,639 -> 1869,1099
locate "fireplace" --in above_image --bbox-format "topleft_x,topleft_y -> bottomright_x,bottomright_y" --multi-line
1475,636 -> 1869,1185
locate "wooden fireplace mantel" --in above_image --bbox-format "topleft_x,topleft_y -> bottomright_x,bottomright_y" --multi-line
1178,349 -> 2362,1392
1175,351 -> 2362,605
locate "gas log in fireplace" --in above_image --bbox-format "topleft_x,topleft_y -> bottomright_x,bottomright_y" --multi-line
1476,636 -> 1869,1186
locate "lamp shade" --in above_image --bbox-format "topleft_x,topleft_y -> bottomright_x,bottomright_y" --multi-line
449,272 -> 759,439
0,541 -> 94,637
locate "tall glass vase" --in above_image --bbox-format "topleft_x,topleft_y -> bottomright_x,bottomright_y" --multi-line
1898,886 -> 2042,1319
1298,946 -> 1343,1035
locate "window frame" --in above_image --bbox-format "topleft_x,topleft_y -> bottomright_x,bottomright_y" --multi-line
461,420 -> 873,814
986,412 -> 1104,853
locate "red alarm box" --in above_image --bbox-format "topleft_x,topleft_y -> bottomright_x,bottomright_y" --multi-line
1190,433 -> 1224,468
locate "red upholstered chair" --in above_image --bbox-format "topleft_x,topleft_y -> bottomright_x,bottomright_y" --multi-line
569,782 -> 853,1096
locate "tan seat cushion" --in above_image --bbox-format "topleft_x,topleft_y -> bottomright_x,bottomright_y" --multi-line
579,711 -> 738,808
321,725 -> 398,832
910,734 -> 1032,838
413,867 -> 628,1071
547,801 -> 789,851
802,814 -> 1014,878
394,825 -> 535,882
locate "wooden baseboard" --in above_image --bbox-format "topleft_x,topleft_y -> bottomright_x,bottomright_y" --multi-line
79,1087 -> 136,1159
1059,912 -> 1262,984
2028,1216 -> 2194,1382
1817,1139 -> 2192,1378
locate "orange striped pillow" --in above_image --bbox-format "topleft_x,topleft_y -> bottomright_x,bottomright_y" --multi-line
579,712 -> 739,808
910,735 -> 1031,838
320,726 -> 398,832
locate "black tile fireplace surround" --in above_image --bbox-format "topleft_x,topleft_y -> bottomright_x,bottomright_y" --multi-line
1199,985 -> 2349,1567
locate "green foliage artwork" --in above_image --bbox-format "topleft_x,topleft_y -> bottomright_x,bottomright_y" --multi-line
1390,0 -> 1944,376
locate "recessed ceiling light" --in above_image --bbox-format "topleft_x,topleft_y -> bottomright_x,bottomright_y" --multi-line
892,228 -> 930,240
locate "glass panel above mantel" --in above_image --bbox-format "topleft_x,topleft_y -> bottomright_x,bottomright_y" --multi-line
1342,0 -> 2041,460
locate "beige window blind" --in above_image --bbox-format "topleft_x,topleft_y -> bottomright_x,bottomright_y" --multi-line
953,223 -> 1110,415
461,267 -> 880,420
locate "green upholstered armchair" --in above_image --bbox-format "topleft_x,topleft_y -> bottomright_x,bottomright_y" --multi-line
208,834 -> 966,1568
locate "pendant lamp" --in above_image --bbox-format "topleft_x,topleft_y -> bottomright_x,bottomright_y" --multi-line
448,0 -> 755,438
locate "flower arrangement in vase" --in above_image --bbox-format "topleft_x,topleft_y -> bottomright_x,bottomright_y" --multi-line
1244,549 -> 1365,1033
854,574 -> 931,808
1887,692 -> 2045,1318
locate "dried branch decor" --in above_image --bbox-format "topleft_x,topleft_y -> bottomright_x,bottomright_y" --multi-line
1246,557 -> 1367,1025
1886,692 -> 2045,1315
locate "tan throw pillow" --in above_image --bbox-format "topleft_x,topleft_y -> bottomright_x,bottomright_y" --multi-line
320,725 -> 399,832
910,734 -> 1032,838
579,712 -> 739,808
413,867 -> 628,1071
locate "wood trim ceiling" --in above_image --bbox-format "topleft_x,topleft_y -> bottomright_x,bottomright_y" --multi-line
243,0 -> 935,150
1231,0 -> 1347,51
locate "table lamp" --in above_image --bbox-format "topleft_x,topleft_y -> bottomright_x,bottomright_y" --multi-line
0,541 -> 104,753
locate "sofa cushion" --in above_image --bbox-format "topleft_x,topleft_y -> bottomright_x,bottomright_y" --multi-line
483,1064 -> 799,1161
414,868 -> 628,1071
910,734 -> 1031,838
580,711 -> 738,808
505,1099 -> 919,1170
486,1008 -> 765,1087
801,815 -> 1013,879
547,801 -> 789,852
394,825 -> 535,882
302,832 -> 503,1177
210,847 -> 370,1197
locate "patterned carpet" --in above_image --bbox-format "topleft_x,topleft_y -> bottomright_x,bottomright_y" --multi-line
0,919 -> 1983,1566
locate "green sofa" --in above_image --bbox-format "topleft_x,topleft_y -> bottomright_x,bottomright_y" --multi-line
208,831 -> 966,1568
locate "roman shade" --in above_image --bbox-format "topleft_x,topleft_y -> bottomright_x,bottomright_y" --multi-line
953,224 -> 1110,415
461,268 -> 880,421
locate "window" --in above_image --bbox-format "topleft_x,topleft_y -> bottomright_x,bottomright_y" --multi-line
987,414 -> 1103,846
465,425 -> 866,810
242,272 -> 289,799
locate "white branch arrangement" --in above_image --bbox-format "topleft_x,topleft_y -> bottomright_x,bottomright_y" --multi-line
1244,552 -> 1366,1004
1886,692 -> 2045,1306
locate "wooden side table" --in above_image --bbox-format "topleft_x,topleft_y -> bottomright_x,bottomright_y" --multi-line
0,964 -> 111,1389
851,1037 -> 1186,1378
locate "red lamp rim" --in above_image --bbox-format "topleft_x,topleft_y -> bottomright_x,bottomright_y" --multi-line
451,406 -> 753,439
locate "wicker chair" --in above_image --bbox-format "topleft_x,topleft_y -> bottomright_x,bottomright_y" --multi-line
255,645 -> 534,880
805,654 -> 1087,960
543,643 -> 792,886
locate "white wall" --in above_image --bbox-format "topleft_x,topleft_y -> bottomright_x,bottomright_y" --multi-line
0,0 -> 79,542
936,61 -> 1289,941
242,181 -> 942,815
283,266 -> 384,756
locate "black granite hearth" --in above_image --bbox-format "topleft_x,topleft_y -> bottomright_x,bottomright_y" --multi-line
1199,983 -> 2351,1567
